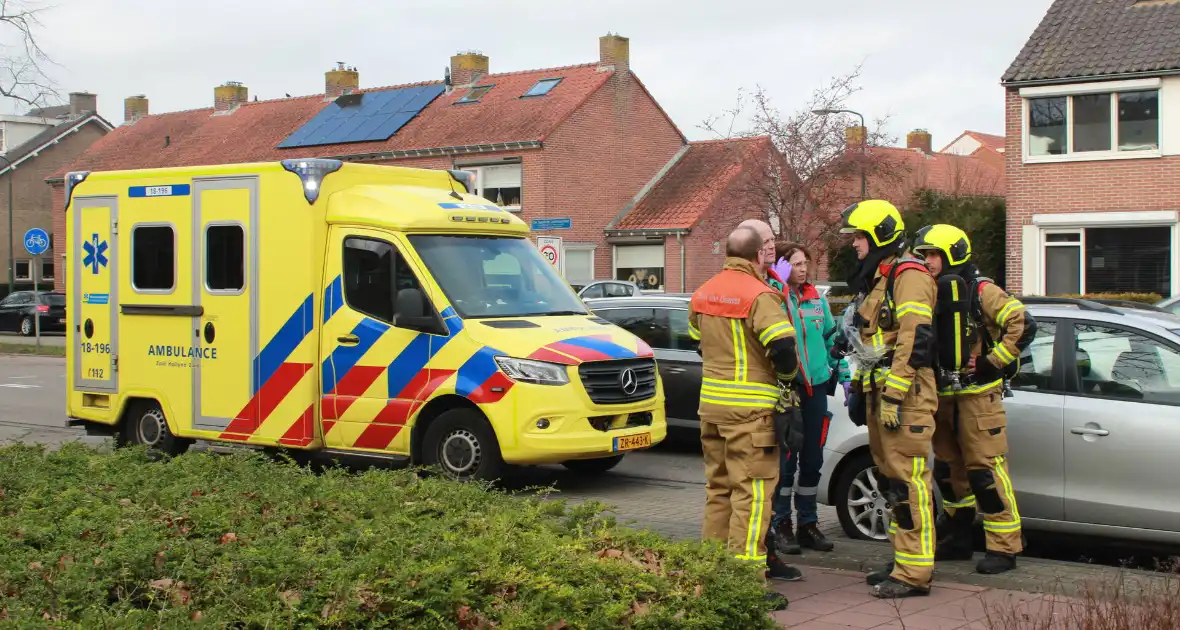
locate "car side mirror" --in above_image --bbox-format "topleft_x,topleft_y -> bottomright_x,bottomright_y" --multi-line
395,287 -> 446,335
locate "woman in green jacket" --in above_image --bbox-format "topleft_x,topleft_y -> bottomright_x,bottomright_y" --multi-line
766,242 -> 851,555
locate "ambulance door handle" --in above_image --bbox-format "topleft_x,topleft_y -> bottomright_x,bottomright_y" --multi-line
337,335 -> 360,346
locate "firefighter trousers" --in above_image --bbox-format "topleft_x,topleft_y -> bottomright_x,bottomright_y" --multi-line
701,413 -> 780,565
933,386 -> 1023,556
867,370 -> 938,589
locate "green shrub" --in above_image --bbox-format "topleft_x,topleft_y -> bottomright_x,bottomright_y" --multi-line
1049,293 -> 1163,305
0,444 -> 777,629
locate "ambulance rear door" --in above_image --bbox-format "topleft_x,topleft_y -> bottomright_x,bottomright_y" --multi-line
72,196 -> 118,392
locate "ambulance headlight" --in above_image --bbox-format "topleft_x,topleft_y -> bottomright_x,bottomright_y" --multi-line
494,357 -> 569,386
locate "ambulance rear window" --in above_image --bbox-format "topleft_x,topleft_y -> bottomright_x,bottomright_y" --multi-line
131,225 -> 175,292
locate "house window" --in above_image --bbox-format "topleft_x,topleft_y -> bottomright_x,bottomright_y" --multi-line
523,78 -> 562,97
564,246 -> 595,286
14,260 -> 31,281
1042,227 -> 1172,297
1026,87 -> 1159,159
614,244 -> 664,291
467,163 -> 522,210
41,260 -> 53,281
456,85 -> 493,104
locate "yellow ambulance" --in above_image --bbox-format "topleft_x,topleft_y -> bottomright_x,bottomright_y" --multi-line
65,160 -> 665,479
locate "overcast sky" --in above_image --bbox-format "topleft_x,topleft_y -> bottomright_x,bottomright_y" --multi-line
25,0 -> 1053,150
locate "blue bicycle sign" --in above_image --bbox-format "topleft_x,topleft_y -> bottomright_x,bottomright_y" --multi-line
23,228 -> 49,256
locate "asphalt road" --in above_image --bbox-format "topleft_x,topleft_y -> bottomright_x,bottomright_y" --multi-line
2,355 -> 1175,574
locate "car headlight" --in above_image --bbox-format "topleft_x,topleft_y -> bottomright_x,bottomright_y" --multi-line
494,356 -> 570,385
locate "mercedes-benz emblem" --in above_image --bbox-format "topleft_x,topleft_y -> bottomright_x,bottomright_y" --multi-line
619,368 -> 638,395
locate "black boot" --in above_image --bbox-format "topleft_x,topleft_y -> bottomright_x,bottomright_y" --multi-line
766,554 -> 804,582
864,561 -> 893,586
872,577 -> 930,599
797,522 -> 835,552
934,509 -> 976,561
976,551 -> 1017,575
774,519 -> 801,555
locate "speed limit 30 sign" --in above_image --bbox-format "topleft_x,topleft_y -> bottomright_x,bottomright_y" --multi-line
536,236 -> 563,274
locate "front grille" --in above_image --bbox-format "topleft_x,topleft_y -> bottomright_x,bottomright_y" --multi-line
578,358 -> 657,405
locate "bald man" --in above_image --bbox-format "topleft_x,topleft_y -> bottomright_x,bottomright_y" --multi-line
737,219 -> 776,277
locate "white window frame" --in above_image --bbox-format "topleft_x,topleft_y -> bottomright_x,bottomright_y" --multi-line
13,259 -> 31,281
40,259 -> 53,281
1030,211 -> 1180,296
1041,229 -> 1085,296
1020,78 -> 1163,164
612,244 -> 666,292
563,244 -> 596,285
465,163 -> 522,212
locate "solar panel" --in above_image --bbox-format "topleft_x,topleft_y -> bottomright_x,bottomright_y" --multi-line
277,83 -> 446,149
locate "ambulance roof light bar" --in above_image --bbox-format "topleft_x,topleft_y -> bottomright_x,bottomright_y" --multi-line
281,158 -> 343,204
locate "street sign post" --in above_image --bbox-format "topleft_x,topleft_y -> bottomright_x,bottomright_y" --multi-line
537,236 -> 563,275
24,228 -> 49,353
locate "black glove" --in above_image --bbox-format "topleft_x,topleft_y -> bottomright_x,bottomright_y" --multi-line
772,408 -> 804,454
974,356 -> 1003,384
847,391 -> 867,427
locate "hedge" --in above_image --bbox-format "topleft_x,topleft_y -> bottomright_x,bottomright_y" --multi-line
1048,293 -> 1163,305
0,444 -> 778,629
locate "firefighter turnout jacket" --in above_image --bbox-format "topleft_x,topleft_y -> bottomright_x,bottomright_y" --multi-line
689,258 -> 800,424
853,256 -> 938,405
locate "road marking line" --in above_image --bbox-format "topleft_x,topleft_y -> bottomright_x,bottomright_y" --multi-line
0,384 -> 39,388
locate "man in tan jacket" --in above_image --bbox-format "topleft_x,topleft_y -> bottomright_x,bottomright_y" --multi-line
912,224 -> 1032,576
838,200 -> 940,599
689,226 -> 802,591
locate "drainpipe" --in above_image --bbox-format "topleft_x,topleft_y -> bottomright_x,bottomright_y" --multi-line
677,233 -> 686,293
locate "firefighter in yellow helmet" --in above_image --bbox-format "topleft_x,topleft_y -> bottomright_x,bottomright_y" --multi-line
912,224 -> 1034,576
836,200 -> 939,598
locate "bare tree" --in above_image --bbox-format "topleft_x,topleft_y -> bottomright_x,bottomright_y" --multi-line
0,0 -> 57,108
700,65 -> 907,259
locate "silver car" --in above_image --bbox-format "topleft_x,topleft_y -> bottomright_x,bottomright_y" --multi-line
818,298 -> 1180,546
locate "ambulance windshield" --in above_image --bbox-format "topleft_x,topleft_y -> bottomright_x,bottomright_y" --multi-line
409,235 -> 588,319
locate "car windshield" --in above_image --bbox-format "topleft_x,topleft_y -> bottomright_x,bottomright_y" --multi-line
408,235 -> 587,319
40,294 -> 65,306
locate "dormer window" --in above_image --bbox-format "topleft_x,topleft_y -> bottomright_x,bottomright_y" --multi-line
456,85 -> 494,104
523,78 -> 562,98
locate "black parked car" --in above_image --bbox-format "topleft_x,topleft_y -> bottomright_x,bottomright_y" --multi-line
583,296 -> 702,432
0,291 -> 67,336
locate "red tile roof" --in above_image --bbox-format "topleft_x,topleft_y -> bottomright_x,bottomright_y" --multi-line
965,131 -> 1006,152
55,63 -> 615,177
871,146 -> 1006,199
612,137 -> 769,231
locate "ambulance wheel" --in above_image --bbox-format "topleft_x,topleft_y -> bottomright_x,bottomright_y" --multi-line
561,454 -> 625,474
20,317 -> 33,336
422,409 -> 505,481
125,401 -> 190,456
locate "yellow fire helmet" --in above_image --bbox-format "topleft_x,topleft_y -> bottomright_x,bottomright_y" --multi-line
838,199 -> 905,248
912,223 -> 972,267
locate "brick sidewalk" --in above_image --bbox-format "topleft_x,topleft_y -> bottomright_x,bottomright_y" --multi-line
769,567 -> 1077,629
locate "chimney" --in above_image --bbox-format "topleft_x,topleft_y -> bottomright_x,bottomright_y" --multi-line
124,95 -> 149,123
845,126 -> 866,149
907,129 -> 933,154
449,51 -> 489,87
599,33 -> 630,72
69,92 -> 97,118
325,62 -> 359,99
213,81 -> 248,113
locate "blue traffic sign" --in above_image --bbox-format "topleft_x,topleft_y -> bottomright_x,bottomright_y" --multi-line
23,228 -> 49,256
530,217 -> 572,231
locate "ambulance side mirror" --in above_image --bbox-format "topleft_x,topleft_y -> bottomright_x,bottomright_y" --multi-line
395,287 -> 446,335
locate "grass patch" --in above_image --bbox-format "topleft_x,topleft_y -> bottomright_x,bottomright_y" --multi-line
0,443 -> 777,629
0,342 -> 65,356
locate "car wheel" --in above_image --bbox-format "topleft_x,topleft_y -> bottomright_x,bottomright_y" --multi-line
834,451 -> 891,541
124,401 -> 190,456
20,316 -> 33,336
562,454 -> 625,474
421,409 -> 505,481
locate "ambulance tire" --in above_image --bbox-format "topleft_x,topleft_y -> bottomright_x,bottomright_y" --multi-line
561,454 -> 625,474
422,409 -> 505,481
124,400 -> 191,457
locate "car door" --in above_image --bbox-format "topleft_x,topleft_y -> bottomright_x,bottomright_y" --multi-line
0,292 -> 19,330
1003,317 -> 1066,521
658,306 -> 702,430
1060,319 -> 1180,532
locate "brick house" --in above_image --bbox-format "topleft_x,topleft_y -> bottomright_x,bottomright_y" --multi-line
51,34 -> 777,295
1002,0 -> 1180,297
1,92 -> 112,295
